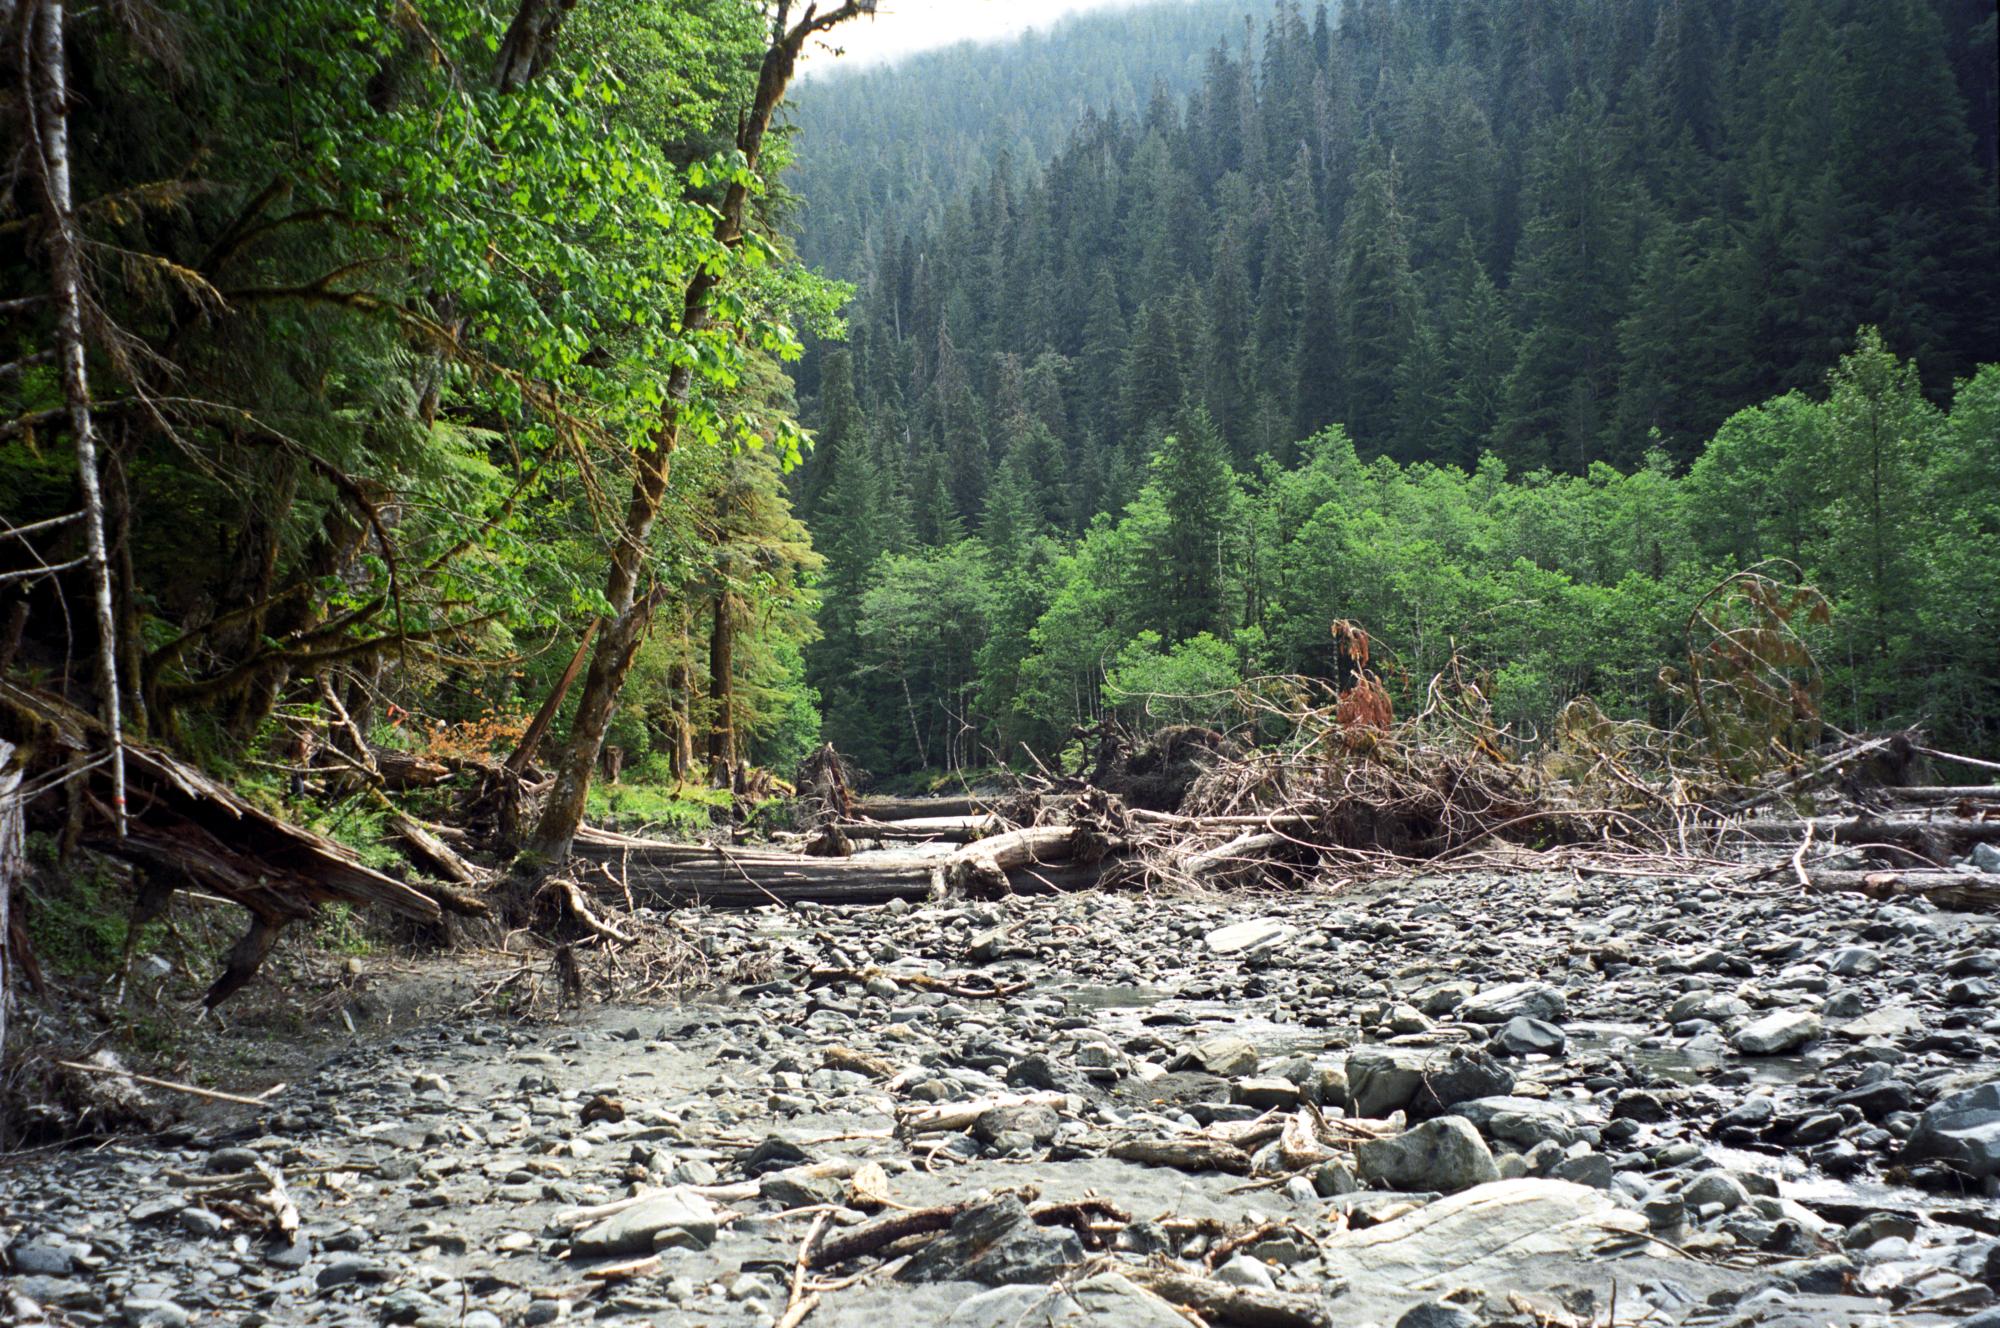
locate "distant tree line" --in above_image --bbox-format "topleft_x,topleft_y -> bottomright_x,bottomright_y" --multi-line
789,0 -> 2000,773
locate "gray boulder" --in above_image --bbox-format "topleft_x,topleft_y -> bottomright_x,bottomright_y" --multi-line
1409,1046 -> 1515,1119
1347,1046 -> 1437,1118
1493,1017 -> 1567,1058
901,1195 -> 1083,1287
945,1271 -> 1188,1327
1905,1080 -> 2000,1179
572,1188 -> 719,1257
1452,1096 -> 1593,1148
1172,1034 -> 1259,1077
1460,982 -> 1567,1025
1397,1303 -> 1481,1328
1355,1116 -> 1501,1194
1667,991 -> 1749,1024
1732,1009 -> 1821,1055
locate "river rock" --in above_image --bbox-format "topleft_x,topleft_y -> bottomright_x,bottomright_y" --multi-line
1356,1116 -> 1501,1193
1460,982 -> 1567,1025
1905,1080 -> 2000,1179
7,1240 -> 73,1277
1667,991 -> 1750,1023
1833,1005 -> 1923,1039
1453,1096 -> 1593,1148
571,1189 -> 718,1257
900,1195 -> 1083,1287
1321,1179 -> 1653,1296
1409,1046 -> 1515,1118
1397,1303 -> 1481,1328
946,1271 -> 1188,1328
1205,917 -> 1295,956
1172,1034 -> 1259,1077
1493,1016 -> 1566,1058
1732,1009 -> 1822,1055
1347,1046 -> 1441,1118
1683,1171 -> 1751,1213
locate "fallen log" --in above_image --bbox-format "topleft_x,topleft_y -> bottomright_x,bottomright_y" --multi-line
1736,815 -> 2000,853
391,811 -> 488,891
897,1091 -> 1069,1135
0,681 -> 440,1005
1872,786 -> 2000,805
611,853 -> 940,909
1806,869 -> 1999,910
1124,1267 -> 1338,1328
1182,831 -> 1294,886
831,814 -> 999,843
947,824 -> 1076,895
575,826 -> 810,867
850,794 -> 986,821
577,820 -> 1101,910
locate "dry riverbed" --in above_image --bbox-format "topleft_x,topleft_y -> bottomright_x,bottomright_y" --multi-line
5,870 -> 1999,1328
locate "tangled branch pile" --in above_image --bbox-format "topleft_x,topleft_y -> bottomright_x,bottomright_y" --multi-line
1002,567 -> 1999,906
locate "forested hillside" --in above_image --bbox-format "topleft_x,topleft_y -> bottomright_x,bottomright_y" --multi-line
786,2 -> 1263,275
794,0 -> 2000,776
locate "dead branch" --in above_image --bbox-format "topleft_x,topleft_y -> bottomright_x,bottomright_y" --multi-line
53,1059 -> 281,1107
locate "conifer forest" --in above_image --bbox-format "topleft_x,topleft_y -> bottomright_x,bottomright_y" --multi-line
2,4 -> 2000,1326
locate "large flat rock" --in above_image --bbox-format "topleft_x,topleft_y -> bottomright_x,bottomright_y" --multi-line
1319,1178 -> 1654,1293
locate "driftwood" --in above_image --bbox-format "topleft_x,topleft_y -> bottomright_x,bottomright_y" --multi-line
1183,831 -> 1294,886
1869,786 -> 2000,805
1736,815 -> 2000,848
807,1200 -> 972,1269
1108,1137 -> 1256,1175
1806,869 -> 1999,909
1125,1267 -> 1338,1328
571,821 -> 1091,911
0,681 -> 439,1004
831,814 -> 999,843
53,1058 -> 282,1108
390,811 -> 488,891
897,1091 -> 1068,1135
850,794 -> 986,821
947,824 -> 1077,895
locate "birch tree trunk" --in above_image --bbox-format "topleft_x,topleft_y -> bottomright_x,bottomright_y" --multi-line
0,741 -> 22,1061
32,0 -> 126,836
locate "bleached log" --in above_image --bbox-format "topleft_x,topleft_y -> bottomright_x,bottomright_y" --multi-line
831,813 -> 1000,842
1806,869 -> 1998,910
897,1091 -> 1067,1135
1183,831 -> 1291,885
850,794 -> 987,821
945,824 -> 1076,895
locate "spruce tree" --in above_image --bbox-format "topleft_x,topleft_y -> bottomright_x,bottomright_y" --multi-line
1145,403 -> 1239,643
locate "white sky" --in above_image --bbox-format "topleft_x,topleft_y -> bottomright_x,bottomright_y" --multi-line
800,0 -> 1190,72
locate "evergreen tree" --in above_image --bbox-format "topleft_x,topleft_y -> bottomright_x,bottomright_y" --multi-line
1494,89 -> 1634,470
1441,237 -> 1517,466
1143,403 -> 1239,642
1123,299 -> 1186,443
1337,141 -> 1419,447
